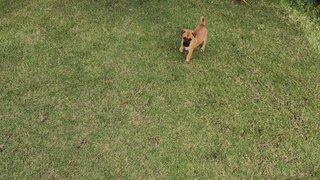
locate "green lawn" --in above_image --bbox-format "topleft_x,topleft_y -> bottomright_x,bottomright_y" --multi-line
1,0 -> 319,178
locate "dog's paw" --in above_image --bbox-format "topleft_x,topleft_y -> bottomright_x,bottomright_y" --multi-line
200,48 -> 205,52
185,60 -> 190,64
179,48 -> 183,53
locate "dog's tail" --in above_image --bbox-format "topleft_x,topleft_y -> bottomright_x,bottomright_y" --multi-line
200,16 -> 205,26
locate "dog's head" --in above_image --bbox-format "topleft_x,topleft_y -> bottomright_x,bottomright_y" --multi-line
181,29 -> 196,47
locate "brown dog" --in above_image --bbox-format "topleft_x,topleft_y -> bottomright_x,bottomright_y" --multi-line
179,16 -> 207,64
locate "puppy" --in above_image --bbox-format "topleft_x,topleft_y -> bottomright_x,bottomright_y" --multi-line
179,16 -> 207,64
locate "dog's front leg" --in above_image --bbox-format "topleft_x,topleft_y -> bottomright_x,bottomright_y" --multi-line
179,39 -> 184,53
185,48 -> 194,64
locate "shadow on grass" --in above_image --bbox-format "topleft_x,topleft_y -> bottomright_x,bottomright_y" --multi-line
0,0 -> 29,15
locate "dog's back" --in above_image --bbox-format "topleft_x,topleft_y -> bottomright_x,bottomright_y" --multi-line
194,16 -> 207,44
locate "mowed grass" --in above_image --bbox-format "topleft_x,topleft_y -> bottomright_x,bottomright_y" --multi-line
1,0 -> 320,178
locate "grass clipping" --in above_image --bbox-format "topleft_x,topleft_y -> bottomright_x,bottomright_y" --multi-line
284,5 -> 320,53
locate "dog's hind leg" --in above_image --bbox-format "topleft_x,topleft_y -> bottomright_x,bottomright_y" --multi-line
200,37 -> 207,52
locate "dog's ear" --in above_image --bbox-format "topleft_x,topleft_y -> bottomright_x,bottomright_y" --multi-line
181,29 -> 186,34
192,31 -> 196,38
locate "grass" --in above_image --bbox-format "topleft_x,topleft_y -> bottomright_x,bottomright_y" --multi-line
281,0 -> 320,53
1,0 -> 320,178
281,0 -> 320,22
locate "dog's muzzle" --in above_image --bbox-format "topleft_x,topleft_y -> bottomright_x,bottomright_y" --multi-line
183,38 -> 192,47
